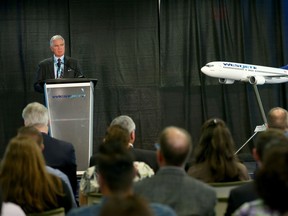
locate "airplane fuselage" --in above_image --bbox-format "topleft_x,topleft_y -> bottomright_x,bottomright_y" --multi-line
201,61 -> 288,84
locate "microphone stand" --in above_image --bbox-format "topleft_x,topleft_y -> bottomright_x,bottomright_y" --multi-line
235,84 -> 267,155
61,61 -> 85,78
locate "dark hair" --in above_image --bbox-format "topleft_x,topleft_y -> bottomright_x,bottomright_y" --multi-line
193,118 -> 239,181
97,140 -> 134,193
255,144 -> 288,213
159,127 -> 192,166
99,195 -> 154,216
255,128 -> 287,161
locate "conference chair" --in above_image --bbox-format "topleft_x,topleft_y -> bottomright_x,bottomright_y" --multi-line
209,181 -> 251,216
27,207 -> 65,216
87,192 -> 103,205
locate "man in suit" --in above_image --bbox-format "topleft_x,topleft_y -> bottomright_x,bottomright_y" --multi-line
134,126 -> 217,216
22,102 -> 78,197
225,129 -> 288,216
90,115 -> 159,172
34,35 -> 83,92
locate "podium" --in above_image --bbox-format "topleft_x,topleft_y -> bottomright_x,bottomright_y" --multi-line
43,78 -> 97,171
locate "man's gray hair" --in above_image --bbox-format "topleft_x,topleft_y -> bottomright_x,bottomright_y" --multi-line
22,102 -> 49,126
50,35 -> 65,47
110,115 -> 136,133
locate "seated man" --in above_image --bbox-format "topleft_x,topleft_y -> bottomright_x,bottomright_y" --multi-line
134,126 -> 217,216
67,135 -> 176,216
22,102 -> 77,196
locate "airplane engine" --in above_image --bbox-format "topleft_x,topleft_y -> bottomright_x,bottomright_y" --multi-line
219,78 -> 235,84
249,76 -> 266,85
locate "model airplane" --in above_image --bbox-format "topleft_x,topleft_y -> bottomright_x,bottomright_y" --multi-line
201,61 -> 288,84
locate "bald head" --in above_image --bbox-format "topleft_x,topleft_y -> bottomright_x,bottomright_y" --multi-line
267,107 -> 288,131
158,126 -> 192,167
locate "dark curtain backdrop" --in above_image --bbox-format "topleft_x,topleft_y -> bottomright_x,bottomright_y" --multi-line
1,0 -> 288,161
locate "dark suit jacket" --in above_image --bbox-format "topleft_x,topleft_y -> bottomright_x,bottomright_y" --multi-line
34,56 -> 83,92
225,181 -> 258,216
134,167 -> 217,216
89,148 -> 159,172
42,133 -> 77,196
130,148 -> 159,172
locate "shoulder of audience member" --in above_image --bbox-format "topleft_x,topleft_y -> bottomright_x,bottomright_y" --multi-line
149,203 -> 177,216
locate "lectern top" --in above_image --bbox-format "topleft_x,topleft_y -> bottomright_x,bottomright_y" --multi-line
41,78 -> 98,86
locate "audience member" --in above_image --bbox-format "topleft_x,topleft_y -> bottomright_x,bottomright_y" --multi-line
234,139 -> 288,215
187,118 -> 250,182
17,126 -> 77,208
267,107 -> 288,136
79,125 -> 154,206
0,136 -> 72,214
99,195 -> 154,216
0,187 -> 25,216
34,35 -> 83,93
90,115 -> 159,172
134,126 -> 216,216
225,129 -> 288,215
67,138 -> 177,216
22,102 -> 77,196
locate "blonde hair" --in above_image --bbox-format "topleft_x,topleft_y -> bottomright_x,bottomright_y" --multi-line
0,136 -> 63,213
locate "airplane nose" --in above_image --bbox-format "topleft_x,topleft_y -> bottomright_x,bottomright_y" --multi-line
201,66 -> 209,74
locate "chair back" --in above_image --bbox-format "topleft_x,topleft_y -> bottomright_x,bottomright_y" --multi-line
87,192 -> 103,205
210,180 -> 252,216
27,207 -> 65,216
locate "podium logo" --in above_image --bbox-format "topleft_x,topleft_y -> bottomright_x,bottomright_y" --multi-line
51,93 -> 86,99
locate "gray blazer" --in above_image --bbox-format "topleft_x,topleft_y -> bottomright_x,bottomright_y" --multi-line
134,167 -> 217,216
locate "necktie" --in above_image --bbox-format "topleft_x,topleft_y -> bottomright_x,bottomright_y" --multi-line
57,58 -> 62,78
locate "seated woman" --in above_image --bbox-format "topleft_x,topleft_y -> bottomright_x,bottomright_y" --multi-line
187,118 -> 250,183
0,136 -> 73,214
79,125 -> 154,206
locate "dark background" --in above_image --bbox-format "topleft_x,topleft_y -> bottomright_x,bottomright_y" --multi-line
1,0 -> 288,160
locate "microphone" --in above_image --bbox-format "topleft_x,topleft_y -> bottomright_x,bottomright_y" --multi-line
61,61 -> 85,78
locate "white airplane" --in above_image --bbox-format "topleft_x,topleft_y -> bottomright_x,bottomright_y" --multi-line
201,61 -> 288,84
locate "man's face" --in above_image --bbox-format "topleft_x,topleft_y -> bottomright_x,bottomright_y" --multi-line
50,39 -> 65,57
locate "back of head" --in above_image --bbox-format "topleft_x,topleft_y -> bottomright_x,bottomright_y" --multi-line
0,136 -> 61,213
22,102 -> 48,127
104,125 -> 130,149
0,137 -> 46,203
159,126 -> 192,166
97,140 -> 134,193
195,118 -> 236,163
110,115 -> 136,134
267,107 -> 288,130
99,195 -> 154,216
0,136 -> 45,177
255,128 -> 288,162
17,126 -> 43,148
255,143 -> 288,214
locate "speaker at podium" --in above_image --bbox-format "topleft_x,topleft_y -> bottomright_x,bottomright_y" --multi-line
41,78 -> 97,171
